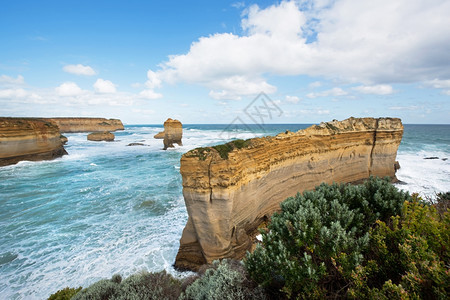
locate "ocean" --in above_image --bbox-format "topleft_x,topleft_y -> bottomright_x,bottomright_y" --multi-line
0,124 -> 449,299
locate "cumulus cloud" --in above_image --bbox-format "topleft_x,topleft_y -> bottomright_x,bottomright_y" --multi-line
145,70 -> 162,89
55,82 -> 85,96
286,95 -> 301,103
147,0 -> 450,99
352,84 -> 394,95
63,64 -> 96,76
94,79 -> 117,93
139,89 -> 163,99
0,75 -> 25,86
0,88 -> 28,98
307,87 -> 347,98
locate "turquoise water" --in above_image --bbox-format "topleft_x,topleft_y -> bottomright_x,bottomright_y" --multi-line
0,124 -> 449,299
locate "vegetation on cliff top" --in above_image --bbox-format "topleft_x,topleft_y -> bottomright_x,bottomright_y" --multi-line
48,178 -> 449,299
186,138 -> 252,160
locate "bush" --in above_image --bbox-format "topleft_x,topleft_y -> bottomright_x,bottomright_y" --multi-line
180,259 -> 267,300
72,278 -> 120,300
245,177 -> 411,299
72,271 -> 181,300
47,287 -> 82,300
348,195 -> 449,299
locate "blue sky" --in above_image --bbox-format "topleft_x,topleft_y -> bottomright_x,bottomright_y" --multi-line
1,0 -> 449,124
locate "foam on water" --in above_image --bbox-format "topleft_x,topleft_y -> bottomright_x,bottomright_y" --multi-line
0,124 -> 448,299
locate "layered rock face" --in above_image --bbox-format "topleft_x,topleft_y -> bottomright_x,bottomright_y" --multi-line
154,118 -> 183,150
44,118 -> 124,133
175,117 -> 404,271
87,131 -> 115,141
0,117 -> 67,166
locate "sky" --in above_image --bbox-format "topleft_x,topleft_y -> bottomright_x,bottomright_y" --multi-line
1,0 -> 449,125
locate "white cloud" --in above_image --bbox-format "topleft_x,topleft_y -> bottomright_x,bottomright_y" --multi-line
145,70 -> 162,89
148,0 -> 450,99
55,82 -> 85,96
94,78 -> 116,94
309,81 -> 322,88
441,90 -> 450,96
352,84 -> 394,95
286,95 -> 301,103
232,2 -> 245,9
307,87 -> 347,98
63,64 -> 96,76
389,105 -> 419,110
139,89 -> 163,99
426,79 -> 450,89
0,88 -> 28,98
0,75 -> 25,86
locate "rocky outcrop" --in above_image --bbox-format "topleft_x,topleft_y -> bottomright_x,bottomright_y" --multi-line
60,135 -> 68,145
154,131 -> 164,139
44,118 -> 124,133
0,117 -> 67,166
87,131 -> 115,141
175,117 -> 404,271
154,118 -> 183,150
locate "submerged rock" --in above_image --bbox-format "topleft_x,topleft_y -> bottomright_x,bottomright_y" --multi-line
127,143 -> 146,146
87,131 -> 115,141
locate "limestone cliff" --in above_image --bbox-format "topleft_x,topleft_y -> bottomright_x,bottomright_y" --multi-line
154,118 -> 183,150
44,117 -> 124,133
175,117 -> 404,271
0,117 -> 67,167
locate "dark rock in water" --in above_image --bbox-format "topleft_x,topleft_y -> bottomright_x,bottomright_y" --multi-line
424,157 -> 439,160
394,161 -> 400,171
442,158 -> 448,161
0,252 -> 18,266
127,143 -> 146,146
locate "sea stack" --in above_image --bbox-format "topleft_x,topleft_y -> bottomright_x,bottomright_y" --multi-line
154,118 -> 183,150
0,117 -> 67,167
174,117 -> 404,271
87,131 -> 115,141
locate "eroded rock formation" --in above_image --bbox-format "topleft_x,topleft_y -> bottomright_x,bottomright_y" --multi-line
175,117 -> 404,271
0,117 -> 67,166
87,131 -> 115,141
44,117 -> 124,133
154,118 -> 183,150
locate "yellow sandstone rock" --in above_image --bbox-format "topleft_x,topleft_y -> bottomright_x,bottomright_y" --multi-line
154,118 -> 183,150
44,117 -> 124,133
0,117 -> 67,166
175,117 -> 404,271
87,131 -> 115,141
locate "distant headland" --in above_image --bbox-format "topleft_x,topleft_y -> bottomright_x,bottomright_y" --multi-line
0,117 -> 124,166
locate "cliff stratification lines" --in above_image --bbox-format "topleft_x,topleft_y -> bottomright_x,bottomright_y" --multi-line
175,117 -> 404,271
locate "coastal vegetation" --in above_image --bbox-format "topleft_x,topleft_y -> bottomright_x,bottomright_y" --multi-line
185,138 -> 253,160
48,178 -> 449,299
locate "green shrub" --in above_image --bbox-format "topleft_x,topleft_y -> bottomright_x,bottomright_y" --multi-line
348,195 -> 449,299
245,177 -> 411,299
117,271 -> 181,300
180,259 -> 267,300
72,271 -> 181,300
47,287 -> 82,300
